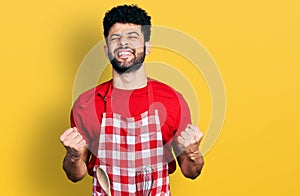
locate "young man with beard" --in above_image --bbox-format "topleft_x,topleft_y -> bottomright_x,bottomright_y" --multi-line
60,4 -> 204,195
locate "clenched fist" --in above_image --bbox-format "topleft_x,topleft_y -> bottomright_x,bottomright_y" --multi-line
60,127 -> 86,162
177,124 -> 203,161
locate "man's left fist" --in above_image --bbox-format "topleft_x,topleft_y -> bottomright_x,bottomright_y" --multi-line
177,124 -> 203,161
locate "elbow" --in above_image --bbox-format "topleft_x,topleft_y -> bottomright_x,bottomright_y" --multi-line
183,169 -> 201,180
68,176 -> 84,183
66,171 -> 86,183
69,177 -> 80,183
182,159 -> 205,180
62,162 -> 86,183
190,171 -> 201,180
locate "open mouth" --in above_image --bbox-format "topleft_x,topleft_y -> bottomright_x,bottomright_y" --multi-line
114,48 -> 135,59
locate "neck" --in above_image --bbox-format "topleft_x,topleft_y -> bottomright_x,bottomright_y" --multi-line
112,64 -> 147,90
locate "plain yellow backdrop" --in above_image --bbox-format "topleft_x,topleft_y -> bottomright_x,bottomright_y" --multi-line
1,0 -> 300,195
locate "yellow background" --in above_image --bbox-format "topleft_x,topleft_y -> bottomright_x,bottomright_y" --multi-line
1,0 -> 299,195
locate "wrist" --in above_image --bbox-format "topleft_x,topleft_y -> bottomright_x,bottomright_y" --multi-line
66,152 -> 81,163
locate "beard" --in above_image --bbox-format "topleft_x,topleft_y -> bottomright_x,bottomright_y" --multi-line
108,46 -> 146,74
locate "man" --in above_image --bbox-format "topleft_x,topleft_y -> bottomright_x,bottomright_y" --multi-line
60,4 -> 204,195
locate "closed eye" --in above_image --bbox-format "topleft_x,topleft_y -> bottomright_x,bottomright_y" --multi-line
109,33 -> 121,41
128,36 -> 138,39
127,31 -> 140,39
110,37 -> 120,41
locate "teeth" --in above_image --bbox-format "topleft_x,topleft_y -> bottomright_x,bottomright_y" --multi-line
117,50 -> 132,57
118,51 -> 131,56
119,52 -> 131,56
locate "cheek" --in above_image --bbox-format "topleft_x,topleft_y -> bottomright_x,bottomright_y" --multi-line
130,38 -> 144,47
107,42 -> 118,52
133,43 -> 145,52
133,41 -> 145,49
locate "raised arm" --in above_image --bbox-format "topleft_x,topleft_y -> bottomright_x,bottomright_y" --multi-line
174,124 -> 204,179
60,127 -> 90,182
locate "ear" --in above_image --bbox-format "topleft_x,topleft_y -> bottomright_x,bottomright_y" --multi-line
104,45 -> 108,58
145,41 -> 152,55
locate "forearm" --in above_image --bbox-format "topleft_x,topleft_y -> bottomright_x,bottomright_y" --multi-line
179,151 -> 204,179
175,124 -> 204,179
62,154 -> 88,182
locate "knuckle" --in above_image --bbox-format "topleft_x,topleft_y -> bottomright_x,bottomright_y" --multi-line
62,140 -> 70,147
69,143 -> 77,150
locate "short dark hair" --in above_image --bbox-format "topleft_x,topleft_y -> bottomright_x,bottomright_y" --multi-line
103,4 -> 151,42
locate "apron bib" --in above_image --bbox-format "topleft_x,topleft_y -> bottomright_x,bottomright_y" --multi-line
92,82 -> 171,196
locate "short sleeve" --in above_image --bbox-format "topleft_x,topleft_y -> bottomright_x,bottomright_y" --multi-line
70,99 -> 90,142
167,93 -> 192,173
174,93 -> 191,135
69,87 -> 104,157
172,94 -> 192,156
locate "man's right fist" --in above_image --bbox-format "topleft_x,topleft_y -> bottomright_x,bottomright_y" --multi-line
60,127 -> 86,162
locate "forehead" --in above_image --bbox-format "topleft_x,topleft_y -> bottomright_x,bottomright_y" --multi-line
108,23 -> 142,35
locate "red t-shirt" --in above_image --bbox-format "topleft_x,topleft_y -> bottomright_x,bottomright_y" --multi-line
71,79 -> 191,175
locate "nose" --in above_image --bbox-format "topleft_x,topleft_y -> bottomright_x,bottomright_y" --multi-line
118,35 -> 128,46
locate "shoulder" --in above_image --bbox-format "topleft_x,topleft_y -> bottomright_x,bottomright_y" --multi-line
149,79 -> 191,123
149,79 -> 185,102
73,80 -> 112,109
